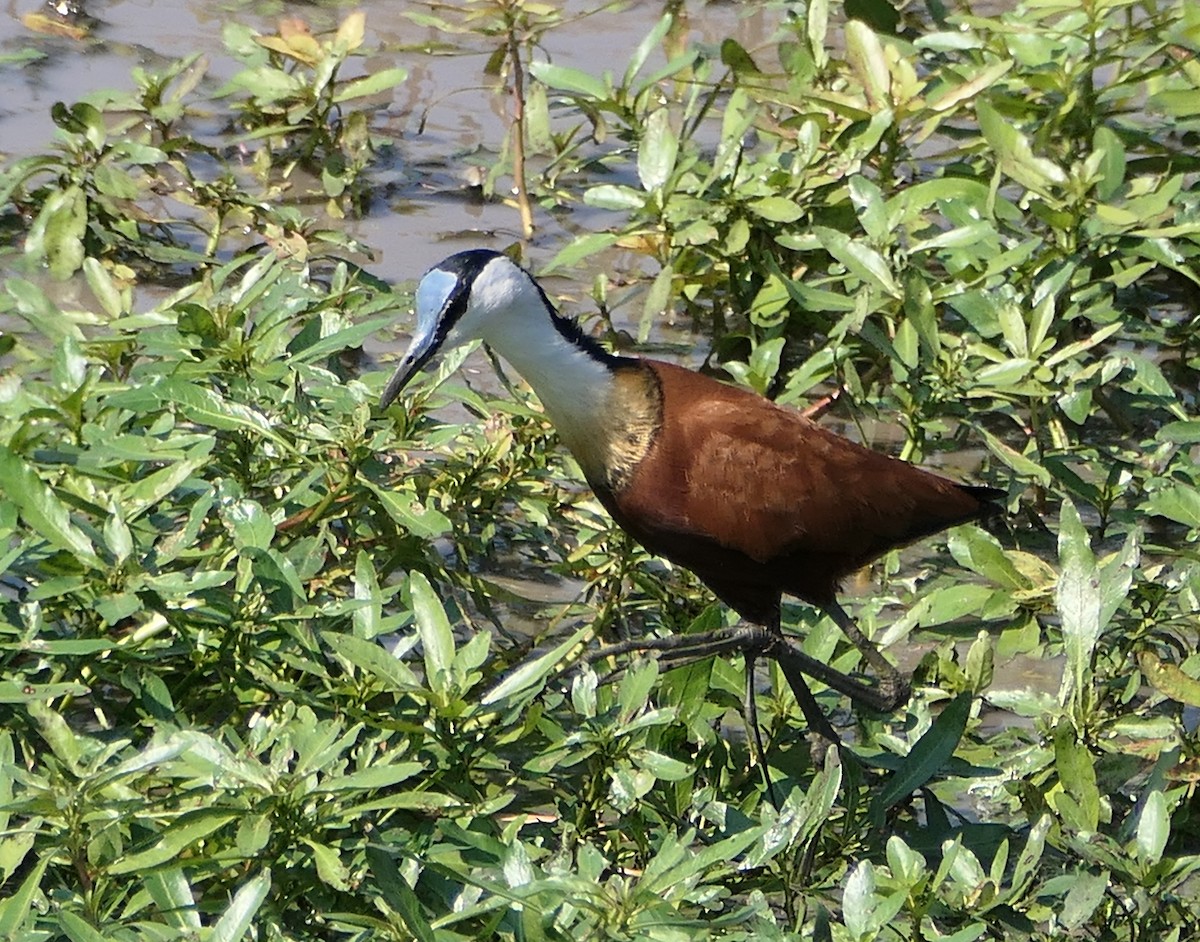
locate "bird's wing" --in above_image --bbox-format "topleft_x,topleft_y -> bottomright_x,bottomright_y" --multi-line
622,362 -> 981,567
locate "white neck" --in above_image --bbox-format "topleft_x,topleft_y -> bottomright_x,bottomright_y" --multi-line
471,286 -> 617,454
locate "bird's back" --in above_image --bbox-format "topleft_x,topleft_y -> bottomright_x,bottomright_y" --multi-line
593,360 -> 999,621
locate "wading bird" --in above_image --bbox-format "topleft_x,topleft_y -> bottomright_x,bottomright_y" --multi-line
380,249 -> 1002,770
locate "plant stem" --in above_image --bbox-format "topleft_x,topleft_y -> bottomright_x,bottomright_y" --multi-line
505,6 -> 535,238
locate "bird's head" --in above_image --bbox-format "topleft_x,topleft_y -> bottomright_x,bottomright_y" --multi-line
379,249 -> 536,408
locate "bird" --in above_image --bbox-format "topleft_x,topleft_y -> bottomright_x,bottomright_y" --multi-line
380,248 -> 1003,763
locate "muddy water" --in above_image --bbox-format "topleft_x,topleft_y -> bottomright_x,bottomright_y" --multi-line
0,0 -> 773,281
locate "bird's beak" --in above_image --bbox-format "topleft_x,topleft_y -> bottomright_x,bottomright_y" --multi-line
380,266 -> 466,409
379,326 -> 441,409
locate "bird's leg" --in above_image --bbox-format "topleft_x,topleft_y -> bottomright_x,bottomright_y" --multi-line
585,626 -> 749,667
822,601 -> 911,712
758,628 -> 844,747
587,625 -> 795,806
743,652 -> 782,809
581,610 -> 909,747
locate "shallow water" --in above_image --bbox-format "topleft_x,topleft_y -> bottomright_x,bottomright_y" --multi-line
0,0 -> 772,281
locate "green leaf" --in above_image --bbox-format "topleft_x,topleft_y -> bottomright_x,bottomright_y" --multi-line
1057,498 -> 1101,700
109,814 -> 238,874
1149,88 -> 1200,117
1144,483 -> 1200,529
640,264 -> 674,343
1156,420 -> 1200,444
59,912 -> 109,942
720,37 -> 759,73
528,61 -> 607,99
1138,651 -> 1200,707
108,377 -> 286,445
849,175 -> 888,242
842,859 -> 907,939
885,836 -> 926,888
813,226 -> 900,298
908,220 -> 999,255
366,845 -> 436,942
623,13 -> 673,87
617,658 -> 659,723
315,762 -> 424,793
1135,789 -> 1169,865
632,748 -> 691,781
93,162 -> 141,199
110,140 -> 168,165
321,631 -> 420,693
903,270 -> 940,357
926,59 -> 1013,112
976,356 -> 1034,387
370,483 -> 452,539
7,277 -> 84,342
640,825 -> 764,896
353,549 -> 383,639
236,816 -> 271,857
637,107 -> 677,192
103,503 -> 133,564
0,853 -> 49,936
947,526 -> 1028,590
872,693 -> 972,819
1010,814 -> 1051,898
1060,870 -> 1108,930
289,313 -> 396,363
410,571 -> 454,690
748,196 -> 803,223
846,0 -> 901,34
120,457 -> 208,523
1097,531 -> 1137,630
845,19 -> 890,108
482,623 -> 591,706
976,99 -> 1067,196
210,870 -> 271,942
0,682 -> 90,703
544,232 -> 621,271
222,498 -> 275,551
1092,125 -> 1125,201
141,869 -> 201,931
807,0 -> 829,67
305,840 -> 351,891
26,184 -> 87,278
83,257 -> 126,317
0,444 -> 101,568
978,429 -> 1052,486
1042,321 -> 1122,368
1053,718 -> 1099,832
332,67 -> 407,102
842,861 -> 876,939
711,88 -> 756,183
583,183 -> 647,211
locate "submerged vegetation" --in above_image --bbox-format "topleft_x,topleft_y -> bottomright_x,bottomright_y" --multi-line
0,0 -> 1198,938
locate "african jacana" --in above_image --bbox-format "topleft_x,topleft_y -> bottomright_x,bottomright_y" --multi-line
381,249 -> 1003,751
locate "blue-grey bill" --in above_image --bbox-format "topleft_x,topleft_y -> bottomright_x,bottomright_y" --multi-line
379,267 -> 461,409
379,336 -> 438,409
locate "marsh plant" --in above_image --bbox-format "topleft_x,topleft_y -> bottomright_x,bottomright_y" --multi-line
0,2 -> 1197,940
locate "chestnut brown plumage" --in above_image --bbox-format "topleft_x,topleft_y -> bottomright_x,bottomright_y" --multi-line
593,359 -> 996,628
381,249 -> 1003,764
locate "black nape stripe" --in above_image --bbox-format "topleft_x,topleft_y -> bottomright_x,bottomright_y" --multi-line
530,280 -> 623,370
